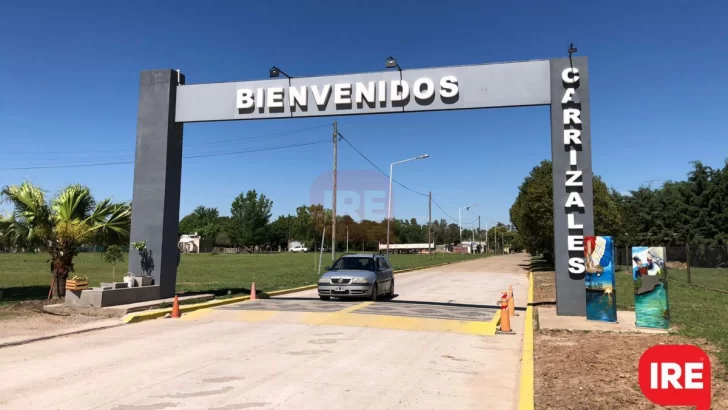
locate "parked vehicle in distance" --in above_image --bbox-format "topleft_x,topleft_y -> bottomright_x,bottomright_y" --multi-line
289,245 -> 308,252
317,253 -> 394,301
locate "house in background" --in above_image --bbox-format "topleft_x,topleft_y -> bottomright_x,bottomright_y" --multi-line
178,233 -> 214,253
458,241 -> 485,253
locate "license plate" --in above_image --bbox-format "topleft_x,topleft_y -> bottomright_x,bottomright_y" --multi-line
335,287 -> 345,292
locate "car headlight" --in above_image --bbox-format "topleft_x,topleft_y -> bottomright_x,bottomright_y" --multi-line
318,277 -> 330,284
351,277 -> 370,284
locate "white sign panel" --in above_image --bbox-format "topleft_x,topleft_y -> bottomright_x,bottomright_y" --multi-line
175,60 -> 551,122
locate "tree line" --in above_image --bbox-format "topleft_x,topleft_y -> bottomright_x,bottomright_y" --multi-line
179,189 -> 523,252
510,159 -> 728,261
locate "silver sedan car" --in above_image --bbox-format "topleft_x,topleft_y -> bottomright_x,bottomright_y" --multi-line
317,254 -> 394,301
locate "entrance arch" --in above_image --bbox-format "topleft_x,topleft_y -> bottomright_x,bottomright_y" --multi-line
127,57 -> 593,316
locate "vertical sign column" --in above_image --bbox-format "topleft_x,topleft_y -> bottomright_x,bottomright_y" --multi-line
128,70 -> 185,298
550,57 -> 595,316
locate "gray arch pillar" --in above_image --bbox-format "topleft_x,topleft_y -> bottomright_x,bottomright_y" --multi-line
127,69 -> 185,299
550,56 -> 594,316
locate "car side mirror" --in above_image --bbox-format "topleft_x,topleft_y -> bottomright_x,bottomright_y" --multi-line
324,266 -> 330,271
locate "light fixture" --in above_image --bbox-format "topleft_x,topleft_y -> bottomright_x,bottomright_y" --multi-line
417,154 -> 430,159
567,43 -> 578,68
568,43 -> 578,56
385,56 -> 401,71
269,66 -> 292,79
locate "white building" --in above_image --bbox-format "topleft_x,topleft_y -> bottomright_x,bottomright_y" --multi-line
178,233 -> 214,253
378,243 -> 435,253
459,241 -> 485,253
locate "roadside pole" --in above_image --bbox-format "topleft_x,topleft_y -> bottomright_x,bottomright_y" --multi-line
428,191 -> 432,260
478,216 -> 482,253
318,227 -> 326,274
332,121 -> 338,261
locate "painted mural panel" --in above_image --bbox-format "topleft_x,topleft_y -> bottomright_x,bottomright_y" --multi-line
584,236 -> 617,322
632,246 -> 670,329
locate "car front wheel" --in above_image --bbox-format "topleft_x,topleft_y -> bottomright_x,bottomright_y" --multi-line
319,295 -> 330,301
387,279 -> 395,298
370,283 -> 378,301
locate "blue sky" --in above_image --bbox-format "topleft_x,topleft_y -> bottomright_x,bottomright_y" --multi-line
1,0 -> 726,229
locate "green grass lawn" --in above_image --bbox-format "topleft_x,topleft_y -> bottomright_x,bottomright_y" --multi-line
668,267 -> 728,292
531,256 -> 728,366
0,251 -> 487,304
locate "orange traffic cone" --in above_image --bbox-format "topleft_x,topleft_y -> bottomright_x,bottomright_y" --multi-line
508,285 -> 517,317
250,282 -> 257,301
498,292 -> 514,334
171,295 -> 181,318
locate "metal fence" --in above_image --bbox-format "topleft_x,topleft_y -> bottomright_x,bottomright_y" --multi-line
615,244 -> 728,292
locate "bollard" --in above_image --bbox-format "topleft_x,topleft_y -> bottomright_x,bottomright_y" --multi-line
507,285 -> 517,317
497,292 -> 515,334
250,282 -> 257,301
171,295 -> 181,318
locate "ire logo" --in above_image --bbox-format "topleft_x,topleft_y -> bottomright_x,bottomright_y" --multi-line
638,345 -> 711,410
310,170 -> 390,221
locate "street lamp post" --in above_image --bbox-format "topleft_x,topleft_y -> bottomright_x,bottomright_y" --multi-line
386,154 -> 430,259
458,204 -> 478,243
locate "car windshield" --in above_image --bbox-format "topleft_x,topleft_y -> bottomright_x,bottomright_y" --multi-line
331,257 -> 375,271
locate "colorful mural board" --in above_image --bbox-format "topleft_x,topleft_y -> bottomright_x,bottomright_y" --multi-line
584,236 -> 617,322
632,246 -> 670,329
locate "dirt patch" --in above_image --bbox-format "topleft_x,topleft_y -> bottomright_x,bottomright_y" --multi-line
533,271 -> 556,304
666,261 -> 687,270
0,300 -> 106,340
535,329 -> 728,410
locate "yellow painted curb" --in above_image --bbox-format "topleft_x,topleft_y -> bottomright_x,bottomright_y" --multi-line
121,256 -> 486,325
122,294 -> 251,323
267,284 -> 318,297
518,272 -> 535,410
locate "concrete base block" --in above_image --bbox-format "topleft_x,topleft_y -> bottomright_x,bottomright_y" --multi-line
132,276 -> 154,287
65,286 -> 161,308
47,293 -> 215,317
99,282 -> 129,289
537,307 -> 669,334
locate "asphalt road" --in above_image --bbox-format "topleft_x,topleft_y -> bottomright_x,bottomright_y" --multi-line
0,253 -> 529,410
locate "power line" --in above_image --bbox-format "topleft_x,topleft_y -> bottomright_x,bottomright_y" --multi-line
186,124 -> 331,149
3,123 -> 333,156
336,130 -> 463,224
336,132 -> 428,197
462,217 -> 479,225
0,140 -> 328,171
431,198 -> 459,223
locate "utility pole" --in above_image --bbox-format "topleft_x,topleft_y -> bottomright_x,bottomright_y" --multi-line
428,191 -> 432,259
485,222 -> 488,253
332,121 -> 337,261
478,216 -> 481,253
346,226 -> 349,253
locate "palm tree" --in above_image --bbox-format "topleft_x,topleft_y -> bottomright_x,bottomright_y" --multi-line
0,182 -> 131,298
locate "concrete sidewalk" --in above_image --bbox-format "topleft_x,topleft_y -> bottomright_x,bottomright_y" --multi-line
0,318 -> 123,348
